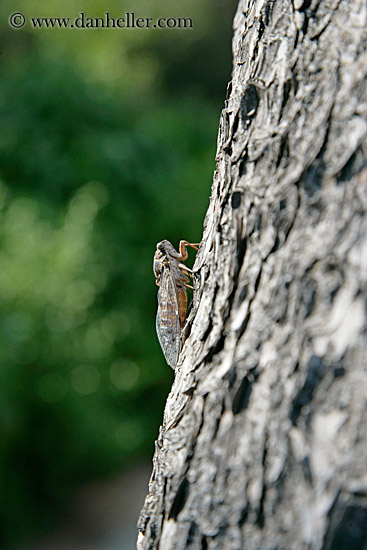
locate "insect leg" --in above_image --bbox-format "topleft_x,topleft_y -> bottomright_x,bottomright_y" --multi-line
178,263 -> 194,278
178,240 -> 200,258
178,264 -> 193,273
182,241 -> 200,249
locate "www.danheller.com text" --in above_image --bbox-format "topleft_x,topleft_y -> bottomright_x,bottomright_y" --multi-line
9,11 -> 194,30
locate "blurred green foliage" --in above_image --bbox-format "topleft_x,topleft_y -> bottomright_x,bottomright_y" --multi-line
0,0 -> 236,545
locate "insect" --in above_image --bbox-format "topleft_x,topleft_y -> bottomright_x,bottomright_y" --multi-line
153,240 -> 199,368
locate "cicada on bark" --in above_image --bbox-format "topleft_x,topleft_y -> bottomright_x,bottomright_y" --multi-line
153,240 -> 199,369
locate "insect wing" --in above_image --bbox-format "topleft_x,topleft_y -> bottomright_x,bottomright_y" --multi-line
156,267 -> 180,369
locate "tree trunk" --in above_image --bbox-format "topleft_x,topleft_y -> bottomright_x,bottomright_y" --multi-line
137,0 -> 367,548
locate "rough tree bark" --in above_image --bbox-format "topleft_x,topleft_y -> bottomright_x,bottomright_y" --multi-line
138,1 -> 367,548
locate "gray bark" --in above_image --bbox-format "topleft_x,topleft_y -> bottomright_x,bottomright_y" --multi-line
137,0 -> 367,548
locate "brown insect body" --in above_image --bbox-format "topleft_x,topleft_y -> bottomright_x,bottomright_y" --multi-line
154,240 -> 198,368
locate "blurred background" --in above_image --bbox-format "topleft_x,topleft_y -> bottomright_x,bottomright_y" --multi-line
0,0 -> 237,548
